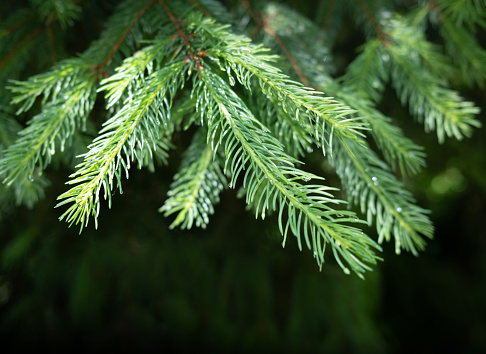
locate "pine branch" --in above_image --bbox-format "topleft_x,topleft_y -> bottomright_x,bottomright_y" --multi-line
389,41 -> 481,142
195,68 -> 381,276
436,0 -> 486,31
258,5 -> 425,176
160,129 -> 226,229
1,0 -> 159,186
440,17 -> 486,88
332,138 -> 433,255
57,62 -> 186,230
191,16 -> 367,156
340,39 -> 389,103
1,69 -> 96,185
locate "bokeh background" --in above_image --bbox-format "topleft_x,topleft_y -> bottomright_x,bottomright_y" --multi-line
1,0 -> 485,352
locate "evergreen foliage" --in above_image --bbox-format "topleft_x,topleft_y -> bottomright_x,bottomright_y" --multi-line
0,0 -> 483,277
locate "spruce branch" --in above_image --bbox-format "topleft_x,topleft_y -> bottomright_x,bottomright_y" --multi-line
252,4 -> 431,253
1,70 -> 96,185
389,42 -> 481,142
160,129 -> 226,229
29,0 -> 82,28
330,86 -> 426,175
1,0 -> 483,277
254,92 -> 314,158
0,25 -> 42,72
440,17 -> 486,88
347,6 -> 482,142
332,138 -> 433,255
435,0 -> 486,31
258,5 -> 425,176
1,0 -> 159,186
191,17 -> 367,155
56,62 -> 186,230
196,68 -> 381,276
340,39 -> 389,103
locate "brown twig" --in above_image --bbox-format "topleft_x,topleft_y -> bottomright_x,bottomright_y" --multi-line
186,0 -> 212,17
240,0 -> 309,86
321,0 -> 336,39
46,24 -> 58,64
159,0 -> 205,72
2,14 -> 36,36
97,0 -> 156,73
354,0 -> 390,45
262,21 -> 309,87
0,26 -> 42,71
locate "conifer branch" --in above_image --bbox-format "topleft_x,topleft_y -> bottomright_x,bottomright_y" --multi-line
160,129 -> 226,229
254,93 -> 313,158
340,39 -> 388,103
388,43 -> 481,142
1,0 -> 159,186
321,0 -> 337,35
332,138 -> 433,255
196,68 -> 380,276
57,62 -> 186,230
329,86 -> 426,175
440,17 -> 486,88
259,13 -> 309,86
1,0 -> 483,277
193,18 -> 367,153
258,5 -> 424,176
1,69 -> 96,185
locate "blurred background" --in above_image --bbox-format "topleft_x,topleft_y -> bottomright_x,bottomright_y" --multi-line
1,0 -> 485,353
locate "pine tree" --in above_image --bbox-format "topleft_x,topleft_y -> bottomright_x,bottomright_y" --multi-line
0,0 -> 483,278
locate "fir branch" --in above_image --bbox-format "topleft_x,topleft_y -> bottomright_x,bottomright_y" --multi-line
253,91 -> 313,158
332,138 -> 433,255
57,62 -> 186,230
191,16 -> 367,155
1,73 -> 96,185
440,17 -> 486,88
196,68 -> 381,276
257,7 -> 425,176
329,86 -> 426,175
161,129 -> 226,229
1,0 -> 160,186
340,39 -> 389,103
435,0 -> 486,31
388,41 -> 481,142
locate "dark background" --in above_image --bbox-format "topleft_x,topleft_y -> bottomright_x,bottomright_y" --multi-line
1,0 -> 485,353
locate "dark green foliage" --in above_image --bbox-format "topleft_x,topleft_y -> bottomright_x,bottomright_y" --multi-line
0,0 -> 483,276
0,0 -> 485,284
0,0 -> 485,352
